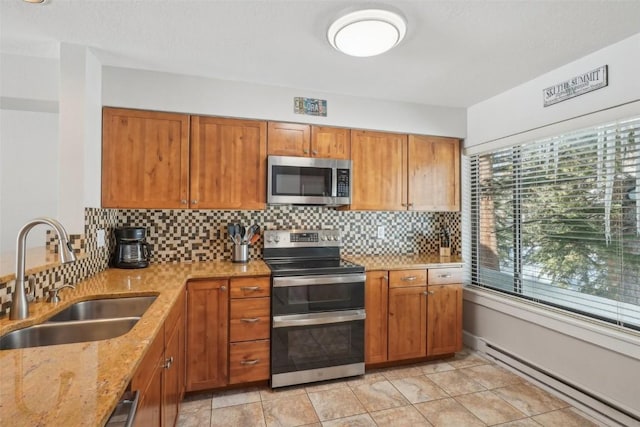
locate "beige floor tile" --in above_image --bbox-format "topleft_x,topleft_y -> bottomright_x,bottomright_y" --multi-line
262,394 -> 320,427
369,405 -> 432,426
210,401 -> 265,427
492,382 -> 569,416
350,379 -> 409,412
307,387 -> 366,421
211,387 -> 261,409
260,384 -> 307,401
414,398 -> 485,427
381,364 -> 425,380
390,375 -> 449,403
346,371 -> 386,387
493,419 -> 542,427
320,413 -> 377,427
448,351 -> 490,369
461,364 -> 523,389
419,360 -> 456,375
532,408 -> 600,427
179,393 -> 212,413
427,370 -> 486,396
305,378 -> 350,393
177,403 -> 212,427
455,390 -> 527,425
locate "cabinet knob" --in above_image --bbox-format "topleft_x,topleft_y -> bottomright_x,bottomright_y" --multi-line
401,203 -> 407,207
303,149 -> 309,154
220,285 -> 227,292
191,200 -> 198,204
312,150 -> 318,155
181,199 -> 188,204
382,276 -> 388,281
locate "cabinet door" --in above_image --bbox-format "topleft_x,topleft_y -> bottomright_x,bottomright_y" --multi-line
190,116 -> 267,209
408,135 -> 460,211
311,126 -> 351,159
133,359 -> 163,427
163,319 -> 181,427
351,130 -> 407,210
186,279 -> 229,391
364,271 -> 388,364
427,284 -> 463,356
102,108 -> 190,209
388,286 -> 427,361
267,122 -> 310,156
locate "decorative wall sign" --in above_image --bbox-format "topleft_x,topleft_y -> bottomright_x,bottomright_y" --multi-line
543,65 -> 608,107
294,97 -> 327,116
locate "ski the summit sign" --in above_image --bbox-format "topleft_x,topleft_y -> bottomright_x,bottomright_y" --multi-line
543,65 -> 608,107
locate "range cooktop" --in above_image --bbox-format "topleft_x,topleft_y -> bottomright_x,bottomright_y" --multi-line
265,258 -> 364,277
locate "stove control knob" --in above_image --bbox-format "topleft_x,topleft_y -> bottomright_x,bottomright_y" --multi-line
266,236 -> 273,243
274,236 -> 281,243
329,235 -> 335,241
334,234 -> 340,241
321,235 -> 327,241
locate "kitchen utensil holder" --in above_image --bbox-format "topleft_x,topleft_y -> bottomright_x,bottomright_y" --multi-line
439,246 -> 451,257
232,243 -> 249,263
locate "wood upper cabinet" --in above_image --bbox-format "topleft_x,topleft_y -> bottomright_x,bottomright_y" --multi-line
102,107 -> 190,208
186,279 -> 229,391
350,130 -> 407,210
268,121 -> 350,159
408,135 -> 460,211
190,116 -> 267,209
364,271 -> 389,364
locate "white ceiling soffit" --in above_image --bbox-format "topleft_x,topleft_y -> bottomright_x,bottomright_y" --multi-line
1,0 -> 639,108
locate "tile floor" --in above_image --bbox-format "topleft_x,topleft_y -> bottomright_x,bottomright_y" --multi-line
177,349 -> 604,427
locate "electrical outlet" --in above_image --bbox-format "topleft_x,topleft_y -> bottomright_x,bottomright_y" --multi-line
377,225 -> 385,240
96,229 -> 106,248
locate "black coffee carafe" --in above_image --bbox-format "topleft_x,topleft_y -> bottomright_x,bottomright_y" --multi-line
111,227 -> 152,269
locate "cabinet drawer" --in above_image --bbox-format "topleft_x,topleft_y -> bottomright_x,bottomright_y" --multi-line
428,267 -> 463,285
389,269 -> 427,288
230,277 -> 271,299
229,340 -> 270,384
165,289 -> 185,342
230,298 -> 270,342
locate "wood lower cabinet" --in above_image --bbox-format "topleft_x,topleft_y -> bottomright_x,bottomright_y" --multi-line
102,108 -> 190,209
186,279 -> 229,391
364,271 -> 388,364
228,276 -> 271,384
132,289 -> 186,427
388,283 -> 427,361
190,116 -> 266,209
366,267 -> 463,364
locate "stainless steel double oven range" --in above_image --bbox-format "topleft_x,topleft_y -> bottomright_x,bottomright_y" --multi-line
263,229 -> 366,388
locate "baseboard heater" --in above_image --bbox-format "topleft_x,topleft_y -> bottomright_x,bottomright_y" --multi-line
479,340 -> 639,427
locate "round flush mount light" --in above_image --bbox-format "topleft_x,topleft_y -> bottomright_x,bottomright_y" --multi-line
328,9 -> 407,57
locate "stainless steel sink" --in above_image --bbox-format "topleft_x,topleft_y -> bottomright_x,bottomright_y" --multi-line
0,317 -> 140,350
47,296 -> 157,322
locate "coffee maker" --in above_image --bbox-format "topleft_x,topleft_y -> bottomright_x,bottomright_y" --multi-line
111,227 -> 152,269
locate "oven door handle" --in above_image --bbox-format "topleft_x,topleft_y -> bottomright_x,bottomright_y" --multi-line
272,274 -> 366,287
272,309 -> 366,328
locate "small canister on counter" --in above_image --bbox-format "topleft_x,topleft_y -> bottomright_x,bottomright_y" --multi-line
232,243 -> 249,263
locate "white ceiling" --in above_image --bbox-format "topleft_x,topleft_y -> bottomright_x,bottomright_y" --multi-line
1,0 -> 639,108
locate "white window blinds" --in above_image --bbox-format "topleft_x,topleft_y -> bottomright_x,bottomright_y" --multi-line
470,116 -> 640,330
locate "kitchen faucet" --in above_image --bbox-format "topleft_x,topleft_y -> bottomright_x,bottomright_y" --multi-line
9,217 -> 77,320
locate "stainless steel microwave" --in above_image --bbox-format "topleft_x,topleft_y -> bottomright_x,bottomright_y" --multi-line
267,155 -> 352,206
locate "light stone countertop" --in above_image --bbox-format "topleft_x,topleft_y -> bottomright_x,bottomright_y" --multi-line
0,260 -> 270,427
344,254 -> 464,271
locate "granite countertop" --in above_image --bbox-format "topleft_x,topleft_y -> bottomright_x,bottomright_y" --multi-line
344,254 -> 464,271
0,260 -> 270,427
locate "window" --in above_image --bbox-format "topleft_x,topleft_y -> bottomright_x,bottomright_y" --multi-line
470,117 -> 640,331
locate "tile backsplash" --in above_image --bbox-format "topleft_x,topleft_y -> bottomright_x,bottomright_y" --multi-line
0,206 -> 460,315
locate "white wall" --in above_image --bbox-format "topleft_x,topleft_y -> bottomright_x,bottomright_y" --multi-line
466,32 -> 640,149
464,32 -> 640,420
102,66 -> 467,138
0,54 -> 60,252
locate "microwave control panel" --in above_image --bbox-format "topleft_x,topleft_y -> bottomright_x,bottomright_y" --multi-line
336,169 -> 350,197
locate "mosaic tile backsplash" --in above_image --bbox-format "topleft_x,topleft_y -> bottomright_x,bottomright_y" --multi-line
0,206 -> 460,315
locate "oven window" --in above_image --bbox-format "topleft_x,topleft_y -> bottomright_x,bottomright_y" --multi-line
272,282 -> 364,315
272,166 -> 332,197
271,320 -> 364,375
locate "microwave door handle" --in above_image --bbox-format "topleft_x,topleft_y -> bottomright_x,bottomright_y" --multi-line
273,309 -> 366,328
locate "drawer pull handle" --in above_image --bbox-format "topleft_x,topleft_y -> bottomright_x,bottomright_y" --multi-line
401,276 -> 417,281
240,286 -> 261,291
240,359 -> 260,365
438,274 -> 452,278
240,318 -> 260,323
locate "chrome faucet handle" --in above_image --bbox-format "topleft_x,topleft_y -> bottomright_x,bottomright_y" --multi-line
46,284 -> 76,303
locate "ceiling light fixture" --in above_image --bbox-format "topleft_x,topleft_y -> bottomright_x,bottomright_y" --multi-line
328,9 -> 407,57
